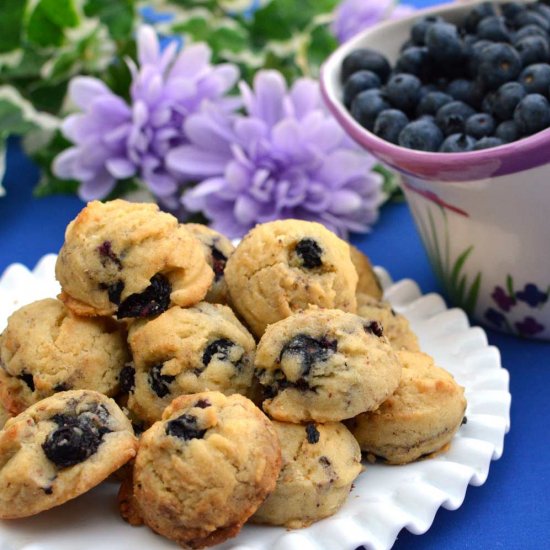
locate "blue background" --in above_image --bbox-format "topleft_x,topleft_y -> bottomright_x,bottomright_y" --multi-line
1,1 -> 549,549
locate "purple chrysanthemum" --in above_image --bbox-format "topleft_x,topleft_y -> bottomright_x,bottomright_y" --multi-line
53,26 -> 239,204
332,0 -> 416,44
167,70 -> 384,239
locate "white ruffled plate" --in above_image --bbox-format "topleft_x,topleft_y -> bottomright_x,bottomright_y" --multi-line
0,255 -> 511,550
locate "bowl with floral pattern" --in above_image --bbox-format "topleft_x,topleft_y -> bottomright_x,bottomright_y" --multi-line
320,0 -> 550,340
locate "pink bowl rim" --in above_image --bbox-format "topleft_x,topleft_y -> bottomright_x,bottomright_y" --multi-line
320,1 -> 550,183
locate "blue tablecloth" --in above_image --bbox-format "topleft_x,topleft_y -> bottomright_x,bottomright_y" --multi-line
1,1 -> 550,547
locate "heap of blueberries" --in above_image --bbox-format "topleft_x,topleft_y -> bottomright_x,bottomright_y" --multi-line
342,1 -> 550,152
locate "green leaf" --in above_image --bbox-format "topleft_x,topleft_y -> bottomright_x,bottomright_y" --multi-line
506,274 -> 515,298
40,0 -> 80,29
464,272 -> 482,315
27,3 -> 64,48
0,0 -> 26,54
450,245 -> 474,295
34,173 -> 80,196
306,24 -> 338,76
0,137 -> 6,196
373,163 -> 402,201
84,0 -> 135,41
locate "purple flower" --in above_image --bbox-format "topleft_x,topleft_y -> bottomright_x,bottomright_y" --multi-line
516,283 -> 548,308
491,286 -> 516,312
53,26 -> 239,203
515,316 -> 545,337
331,0 -> 416,44
485,308 -> 506,328
167,70 -> 384,239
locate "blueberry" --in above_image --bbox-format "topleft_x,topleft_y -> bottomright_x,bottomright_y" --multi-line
446,79 -> 483,109
295,238 -> 323,268
463,2 -> 495,34
468,39 -> 494,77
492,82 -> 527,120
425,22 -> 464,63
398,119 -> 444,152
363,320 -> 384,337
519,63 -> 550,95
531,3 -> 550,24
473,136 -> 504,150
116,274 -> 171,319
386,73 -> 422,113
411,15 -> 444,45
515,36 -> 550,67
465,113 -> 496,138
513,11 -> 550,33
341,48 -> 391,83
495,119 -> 520,142
211,246 -> 227,282
395,47 -> 432,80
194,399 -> 211,409
476,16 -> 511,43
481,91 -> 496,114
279,334 -> 337,379
42,409 -> 111,469
119,365 -> 135,394
514,93 -> 550,135
18,371 -> 35,392
305,423 -> 320,444
417,92 -> 453,116
373,109 -> 409,144
202,338 -> 235,367
502,3 -> 527,22
99,280 -> 124,305
148,363 -> 175,398
165,414 -> 206,441
97,241 -> 122,270
436,101 -> 476,135
513,25 -> 548,43
343,70 -> 381,108
477,43 -> 522,90
439,133 -> 477,153
351,89 -> 391,131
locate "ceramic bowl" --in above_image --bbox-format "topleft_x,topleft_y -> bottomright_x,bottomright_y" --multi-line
320,0 -> 550,340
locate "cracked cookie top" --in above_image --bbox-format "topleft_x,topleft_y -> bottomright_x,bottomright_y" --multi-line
224,219 -> 358,337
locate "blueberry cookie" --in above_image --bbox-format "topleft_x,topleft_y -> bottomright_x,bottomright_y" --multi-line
184,223 -> 235,304
255,308 -> 402,423
0,402 -> 9,430
225,219 -> 358,337
0,298 -> 129,416
132,391 -> 281,548
346,350 -> 467,464
251,421 -> 362,528
357,293 -> 420,351
127,302 -> 256,425
56,200 -> 213,318
350,245 -> 383,299
0,389 -> 137,518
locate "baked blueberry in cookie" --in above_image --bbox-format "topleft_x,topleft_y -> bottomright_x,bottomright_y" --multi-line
255,308 -> 401,423
56,200 -> 213,317
0,390 -> 137,519
225,219 -> 358,337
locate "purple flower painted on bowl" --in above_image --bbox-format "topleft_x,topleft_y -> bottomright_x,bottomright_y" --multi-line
491,286 -> 516,312
516,283 -> 548,308
485,308 -> 507,328
515,316 -> 545,337
331,0 -> 416,44
167,70 -> 384,239
53,26 -> 239,203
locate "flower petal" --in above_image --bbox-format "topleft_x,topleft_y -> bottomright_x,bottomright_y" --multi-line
78,171 -> 116,201
52,147 -> 79,179
289,78 -> 320,119
167,145 -> 229,177
69,77 -> 110,109
106,158 -> 136,179
137,26 -> 160,66
169,43 -> 211,81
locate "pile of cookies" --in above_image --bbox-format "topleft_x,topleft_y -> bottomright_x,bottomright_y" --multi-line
0,199 -> 467,548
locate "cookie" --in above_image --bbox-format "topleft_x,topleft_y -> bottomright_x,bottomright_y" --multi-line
184,223 -> 235,304
132,391 -> 281,548
251,421 -> 362,528
0,298 -> 129,416
0,389 -> 138,519
350,245 -> 383,299
55,200 -> 213,318
0,402 -> 10,430
255,308 -> 402,423
357,293 -> 420,351
346,350 -> 467,465
225,219 -> 358,337
127,302 -> 256,425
